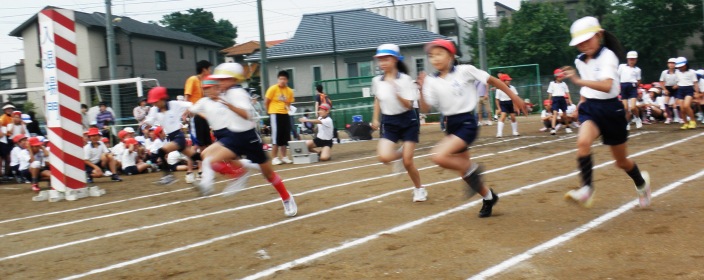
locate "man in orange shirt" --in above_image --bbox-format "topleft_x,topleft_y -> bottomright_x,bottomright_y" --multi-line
184,60 -> 213,148
265,71 -> 295,165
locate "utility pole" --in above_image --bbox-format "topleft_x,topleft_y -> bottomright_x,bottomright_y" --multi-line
257,0 -> 269,92
105,0 -> 120,123
477,0 -> 488,71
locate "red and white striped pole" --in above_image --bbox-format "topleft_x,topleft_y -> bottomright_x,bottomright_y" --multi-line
37,8 -> 99,201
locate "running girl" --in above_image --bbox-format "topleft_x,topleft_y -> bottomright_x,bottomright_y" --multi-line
494,74 -> 520,138
547,69 -> 573,135
298,103 -> 334,161
673,57 -> 699,129
618,51 -> 642,130
561,16 -> 651,208
418,39 -> 527,217
370,44 -> 426,202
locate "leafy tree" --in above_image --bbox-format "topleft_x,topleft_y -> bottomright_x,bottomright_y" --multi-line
159,8 -> 237,48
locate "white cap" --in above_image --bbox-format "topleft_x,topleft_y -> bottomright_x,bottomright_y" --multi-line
134,136 -> 146,143
123,127 -> 135,133
696,69 -> 704,76
374,44 -> 404,61
21,114 -> 32,123
668,58 -> 676,63
675,57 -> 687,67
626,51 -> 638,59
569,16 -> 602,46
648,87 -> 660,93
210,63 -> 245,80
2,104 -> 15,110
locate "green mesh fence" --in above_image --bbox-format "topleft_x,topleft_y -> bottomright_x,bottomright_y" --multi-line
313,76 -> 375,130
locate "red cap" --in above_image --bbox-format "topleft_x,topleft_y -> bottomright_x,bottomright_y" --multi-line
147,87 -> 169,103
153,126 -> 163,137
87,127 -> 101,136
12,111 -> 21,117
123,137 -> 138,146
12,134 -> 27,143
499,74 -> 512,81
101,137 -> 109,143
28,137 -> 42,147
425,39 -> 456,55
117,130 -> 128,140
319,103 -> 331,111
543,99 -> 553,107
553,69 -> 565,78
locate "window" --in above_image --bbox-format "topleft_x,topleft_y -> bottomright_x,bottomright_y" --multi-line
347,61 -> 372,85
407,20 -> 427,30
284,69 -> 295,89
415,58 -> 425,75
155,51 -> 167,70
179,46 -> 184,59
312,66 -> 322,83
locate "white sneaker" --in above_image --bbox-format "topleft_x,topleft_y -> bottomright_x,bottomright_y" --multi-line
635,118 -> 643,129
635,171 -> 651,208
392,159 -> 405,175
626,124 -> 631,131
282,192 -> 298,217
565,127 -> 573,134
539,127 -> 548,132
555,123 -> 563,131
281,157 -> 293,164
664,118 -> 672,124
222,170 -> 250,196
565,185 -> 595,208
550,129 -> 556,135
496,133 -> 503,138
185,173 -> 195,184
157,174 -> 178,185
571,122 -> 580,128
486,121 -> 493,126
195,181 -> 213,197
512,131 -> 520,136
413,187 -> 428,202
104,171 -> 113,177
271,158 -> 283,165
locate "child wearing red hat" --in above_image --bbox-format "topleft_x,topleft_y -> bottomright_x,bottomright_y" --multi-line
121,138 -> 149,175
83,127 -> 122,183
494,73 -> 521,138
27,137 -> 51,192
298,103 -> 335,161
10,134 -> 28,184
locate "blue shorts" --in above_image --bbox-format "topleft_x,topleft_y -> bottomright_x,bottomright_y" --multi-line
167,130 -> 187,152
551,96 -> 567,113
445,112 -> 479,147
381,110 -> 419,143
620,83 -> 638,99
213,128 -> 268,164
499,101 -> 515,114
578,98 -> 628,146
676,86 -> 694,99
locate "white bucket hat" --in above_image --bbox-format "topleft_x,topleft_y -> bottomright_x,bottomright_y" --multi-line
21,114 -> 32,123
374,44 -> 404,61
675,57 -> 687,68
210,63 -> 245,80
569,16 -> 602,46
627,51 -> 638,59
667,58 -> 676,63
122,127 -> 135,133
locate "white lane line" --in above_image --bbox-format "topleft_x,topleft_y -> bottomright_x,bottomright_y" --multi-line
235,132 -> 702,280
54,132 -> 662,280
0,137 -> 524,225
468,169 -> 704,280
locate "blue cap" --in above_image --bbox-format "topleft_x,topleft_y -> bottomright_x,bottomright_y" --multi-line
374,44 -> 404,61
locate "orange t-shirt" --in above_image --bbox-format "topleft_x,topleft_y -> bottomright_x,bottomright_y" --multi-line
184,75 -> 204,103
0,114 -> 12,127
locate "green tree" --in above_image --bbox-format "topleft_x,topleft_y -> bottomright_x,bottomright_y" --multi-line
159,8 -> 237,48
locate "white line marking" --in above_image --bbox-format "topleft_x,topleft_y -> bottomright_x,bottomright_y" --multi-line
54,132 -> 673,279
468,169 -> 704,280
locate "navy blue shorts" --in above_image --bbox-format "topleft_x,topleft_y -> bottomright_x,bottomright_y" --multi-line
620,83 -> 638,99
578,98 -> 628,146
381,110 -> 419,143
499,101 -> 515,114
445,112 -> 479,147
123,166 -> 139,175
167,130 -> 187,152
313,137 -> 333,148
665,86 -> 676,97
213,128 -> 268,164
676,86 -> 694,99
551,96 -> 568,113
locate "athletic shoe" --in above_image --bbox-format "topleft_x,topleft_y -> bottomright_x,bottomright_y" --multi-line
571,122 -> 581,128
635,118 -> 643,129
642,118 -> 652,125
626,124 -> 631,131
539,127 -> 548,132
687,120 -> 697,129
564,185 -> 595,208
282,192 -> 298,217
496,133 -> 502,138
675,118 -> 684,124
680,123 -> 689,130
512,131 -> 520,136
281,157 -> 293,164
664,118 -> 672,124
156,174 -> 178,185
478,188 -> 499,218
635,171 -> 651,208
555,123 -> 563,132
412,187 -> 428,202
111,174 -> 122,182
185,173 -> 195,184
550,129 -> 556,135
392,159 -> 405,175
31,184 -> 41,193
486,121 -> 493,126
194,181 -> 213,197
195,173 -> 202,181
565,127 -> 573,134
87,176 -> 94,184
222,170 -> 250,196
104,170 -> 113,177
271,158 -> 283,165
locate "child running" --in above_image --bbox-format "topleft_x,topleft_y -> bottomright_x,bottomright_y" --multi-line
561,16 -> 651,208
547,69 -> 573,135
370,44 -> 426,202
191,63 -> 297,217
418,39 -> 526,217
618,51 -> 642,130
673,57 -> 699,129
298,103 -> 334,161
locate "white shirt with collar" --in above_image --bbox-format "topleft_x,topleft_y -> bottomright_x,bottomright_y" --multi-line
189,87 -> 254,132
574,47 -> 620,99
422,64 -> 490,115
660,70 -> 677,86
372,73 -> 418,116
84,141 -> 109,163
547,81 -> 569,97
675,69 -> 697,87
316,116 -> 334,140
144,100 -> 192,135
617,64 -> 641,83
495,85 -> 518,101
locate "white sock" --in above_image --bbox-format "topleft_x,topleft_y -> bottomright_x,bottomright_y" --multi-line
483,190 -> 493,200
511,122 -> 518,133
239,159 -> 261,171
200,157 -> 215,187
497,122 -> 504,134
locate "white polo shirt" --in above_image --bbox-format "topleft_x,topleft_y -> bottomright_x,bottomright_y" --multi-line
316,116 -> 334,140
144,101 -> 192,135
111,142 -> 125,162
547,81 -> 569,97
10,146 -> 22,166
121,149 -> 137,168
675,69 -> 697,87
422,64 -> 490,115
495,85 -> 518,101
17,148 -> 30,171
189,86 -> 254,132
659,70 -> 677,86
372,73 -> 418,115
84,141 -> 109,163
150,138 -> 164,154
617,64 -> 641,83
574,47 -> 620,99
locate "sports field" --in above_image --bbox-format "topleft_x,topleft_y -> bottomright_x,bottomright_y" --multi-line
1,115 -> 702,279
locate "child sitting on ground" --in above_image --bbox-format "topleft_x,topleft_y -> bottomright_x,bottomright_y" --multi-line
298,103 -> 334,161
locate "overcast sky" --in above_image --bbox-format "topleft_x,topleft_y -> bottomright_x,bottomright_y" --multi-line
0,0 -> 521,70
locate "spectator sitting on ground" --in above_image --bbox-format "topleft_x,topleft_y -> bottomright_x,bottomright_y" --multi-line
10,134 -> 28,184
122,137 -> 150,175
84,128 -> 122,183
27,137 -> 51,192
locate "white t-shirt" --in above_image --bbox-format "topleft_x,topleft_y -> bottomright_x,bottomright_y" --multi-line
315,116 -> 334,140
660,70 -> 677,86
189,87 -> 254,132
10,146 -> 22,166
84,141 -> 109,163
617,64 -> 641,83
540,110 -> 553,119
422,65 -> 490,115
547,81 -> 569,97
566,104 -> 577,115
121,149 -> 138,168
111,142 -> 125,162
144,101 -> 192,134
17,148 -> 30,171
167,151 -> 187,165
574,47 -> 620,99
495,85 -> 518,101
150,138 -> 164,154
6,123 -> 27,137
372,73 -> 418,115
675,69 -> 697,87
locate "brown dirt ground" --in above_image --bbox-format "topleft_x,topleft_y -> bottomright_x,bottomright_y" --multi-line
0,115 -> 702,280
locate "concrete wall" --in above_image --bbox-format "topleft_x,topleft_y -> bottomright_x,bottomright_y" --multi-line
369,2 -> 438,33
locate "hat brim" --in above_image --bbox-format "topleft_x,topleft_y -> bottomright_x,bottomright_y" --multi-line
209,74 -> 243,80
202,84 -> 216,88
676,63 -> 686,67
569,32 -> 597,46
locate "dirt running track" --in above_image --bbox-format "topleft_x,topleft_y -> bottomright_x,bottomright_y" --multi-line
0,115 -> 702,280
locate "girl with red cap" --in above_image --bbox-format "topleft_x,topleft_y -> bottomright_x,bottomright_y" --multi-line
299,103 -> 335,161
494,73 -> 521,138
560,16 -> 650,208
418,39 -> 527,218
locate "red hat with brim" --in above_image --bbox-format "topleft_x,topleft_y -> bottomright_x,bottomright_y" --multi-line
147,86 -> 169,103
87,127 -> 101,136
12,134 -> 27,144
12,111 -> 21,117
424,39 -> 457,55
28,137 -> 42,147
124,137 -> 138,146
101,137 -> 109,143
153,126 -> 163,136
499,74 -> 512,81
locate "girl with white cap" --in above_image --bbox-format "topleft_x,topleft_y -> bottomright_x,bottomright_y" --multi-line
370,43 -> 426,202
418,39 -> 527,217
659,58 -> 678,124
618,50 -> 642,130
673,57 -> 699,129
560,16 -> 651,208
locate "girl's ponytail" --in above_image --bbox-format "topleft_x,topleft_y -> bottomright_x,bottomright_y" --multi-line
396,60 -> 409,74
602,30 -> 625,61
